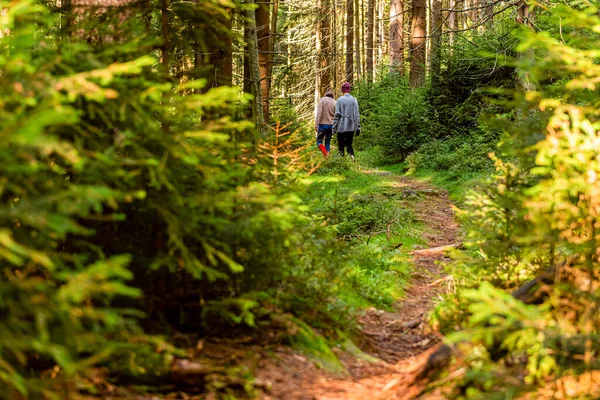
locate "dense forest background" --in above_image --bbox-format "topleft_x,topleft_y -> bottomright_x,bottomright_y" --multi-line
1,0 -> 600,398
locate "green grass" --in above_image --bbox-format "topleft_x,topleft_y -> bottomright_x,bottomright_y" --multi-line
299,151 -> 429,313
410,169 -> 486,203
380,161 -> 488,204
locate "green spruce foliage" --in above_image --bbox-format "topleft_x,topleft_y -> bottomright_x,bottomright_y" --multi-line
431,2 -> 600,397
0,0 -> 306,395
0,1 -> 421,396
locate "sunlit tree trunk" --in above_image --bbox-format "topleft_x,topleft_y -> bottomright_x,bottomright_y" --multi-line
257,1 -> 270,121
245,0 -> 265,130
354,0 -> 361,80
361,0 -> 366,78
268,0 -> 279,105
516,0 -> 535,91
389,0 -> 404,74
322,0 -> 332,93
448,0 -> 456,49
458,0 -> 466,30
482,0 -> 494,28
366,0 -> 375,82
377,0 -> 384,75
243,15 -> 251,95
430,0 -> 442,78
333,0 -> 338,91
409,0 -> 426,86
468,0 -> 478,25
316,0 -> 323,103
346,0 -> 354,83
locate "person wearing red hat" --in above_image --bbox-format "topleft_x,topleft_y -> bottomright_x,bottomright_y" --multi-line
332,82 -> 361,161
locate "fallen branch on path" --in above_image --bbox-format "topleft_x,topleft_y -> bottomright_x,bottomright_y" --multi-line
426,276 -> 450,286
410,243 -> 460,256
171,359 -> 224,385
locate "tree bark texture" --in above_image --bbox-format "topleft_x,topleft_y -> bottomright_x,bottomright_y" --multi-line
409,0 -> 426,86
354,0 -> 361,80
482,0 -> 494,27
333,0 -> 338,91
430,0 -> 442,78
366,0 -> 375,82
361,0 -> 366,77
256,1 -> 270,121
209,8 -> 233,87
467,0 -> 478,25
389,0 -> 404,74
316,0 -> 323,103
516,0 -> 535,91
268,0 -> 279,108
377,0 -> 384,73
245,0 -> 265,129
346,0 -> 354,83
448,0 -> 456,48
322,0 -> 332,94
243,15 -> 251,95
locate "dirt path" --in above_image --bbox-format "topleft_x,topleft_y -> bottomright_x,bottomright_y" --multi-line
92,176 -> 458,400
257,176 -> 460,400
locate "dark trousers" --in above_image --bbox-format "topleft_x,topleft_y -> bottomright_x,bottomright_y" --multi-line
316,126 -> 333,152
338,131 -> 355,156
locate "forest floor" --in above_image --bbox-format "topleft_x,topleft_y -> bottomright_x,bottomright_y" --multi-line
93,173 -> 459,400
253,174 -> 459,400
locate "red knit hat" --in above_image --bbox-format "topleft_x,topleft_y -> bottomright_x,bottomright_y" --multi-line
341,82 -> 351,93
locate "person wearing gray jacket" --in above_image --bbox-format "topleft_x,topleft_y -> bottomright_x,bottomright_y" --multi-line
332,82 -> 361,160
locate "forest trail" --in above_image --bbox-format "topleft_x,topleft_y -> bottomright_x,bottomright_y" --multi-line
94,174 -> 459,400
256,174 -> 460,400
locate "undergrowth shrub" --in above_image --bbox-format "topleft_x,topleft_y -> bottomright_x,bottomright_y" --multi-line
299,162 -> 415,315
406,134 -> 496,178
341,244 -> 409,309
428,4 -> 600,398
354,74 -> 439,160
0,1 -> 360,396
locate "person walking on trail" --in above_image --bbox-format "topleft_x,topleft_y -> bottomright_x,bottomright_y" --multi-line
332,82 -> 360,160
315,88 -> 336,156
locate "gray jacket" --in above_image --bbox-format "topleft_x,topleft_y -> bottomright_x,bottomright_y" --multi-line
332,93 -> 361,133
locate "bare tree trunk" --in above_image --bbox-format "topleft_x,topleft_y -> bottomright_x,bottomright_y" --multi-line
427,0 -> 432,74
448,0 -> 456,49
377,0 -> 384,74
468,0 -> 478,25
430,0 -> 442,78
458,0 -> 466,30
210,8 -> 233,87
346,0 -> 354,83
333,0 -> 338,91
366,0 -> 375,82
322,0 -> 332,93
268,0 -> 279,105
243,21 -> 251,95
409,0 -> 426,86
256,1 -> 270,122
361,0 -> 366,78
516,0 -> 535,91
245,0 -> 265,130
389,0 -> 404,74
354,0 -> 361,81
316,0 -> 323,103
482,0 -> 493,29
